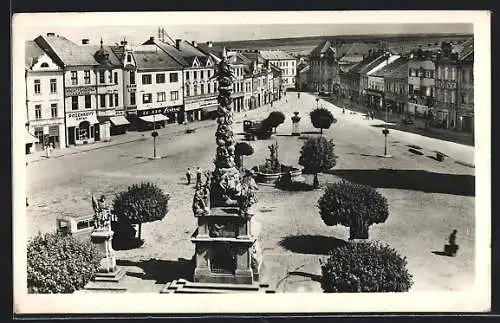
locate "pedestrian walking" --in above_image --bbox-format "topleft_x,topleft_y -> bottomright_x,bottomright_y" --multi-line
186,168 -> 192,185
196,167 -> 202,184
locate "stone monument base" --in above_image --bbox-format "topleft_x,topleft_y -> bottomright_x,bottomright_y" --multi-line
161,278 -> 275,294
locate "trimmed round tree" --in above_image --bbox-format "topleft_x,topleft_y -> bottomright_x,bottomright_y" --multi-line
310,107 -> 337,134
320,242 -> 413,292
112,182 -> 170,241
235,142 -> 254,170
267,111 -> 286,133
27,232 -> 101,293
318,180 -> 389,240
298,136 -> 337,188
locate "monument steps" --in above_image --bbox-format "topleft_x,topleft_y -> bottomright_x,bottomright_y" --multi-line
161,279 -> 275,294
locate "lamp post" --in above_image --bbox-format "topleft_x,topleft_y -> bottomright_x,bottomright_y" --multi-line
382,99 -> 392,158
150,113 -> 159,160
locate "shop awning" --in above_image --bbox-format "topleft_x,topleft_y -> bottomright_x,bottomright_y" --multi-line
139,114 -> 169,123
110,116 -> 130,126
202,105 -> 219,113
26,129 -> 38,144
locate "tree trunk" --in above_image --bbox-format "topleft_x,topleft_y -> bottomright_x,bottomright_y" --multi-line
349,216 -> 369,240
313,173 -> 319,188
138,223 -> 142,241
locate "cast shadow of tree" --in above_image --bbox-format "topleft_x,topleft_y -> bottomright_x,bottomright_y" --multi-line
117,257 -> 193,284
278,234 -> 347,255
329,168 -> 475,196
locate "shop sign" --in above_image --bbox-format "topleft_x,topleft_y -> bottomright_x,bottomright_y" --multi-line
48,125 -> 59,136
66,111 -> 96,126
137,106 -> 181,117
65,86 -> 96,97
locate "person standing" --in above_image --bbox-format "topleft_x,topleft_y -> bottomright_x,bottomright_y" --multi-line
196,167 -> 202,184
186,168 -> 192,185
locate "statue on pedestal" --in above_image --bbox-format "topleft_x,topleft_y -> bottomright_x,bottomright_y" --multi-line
92,194 -> 111,230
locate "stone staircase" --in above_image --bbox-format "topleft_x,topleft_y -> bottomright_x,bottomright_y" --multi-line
160,279 -> 275,294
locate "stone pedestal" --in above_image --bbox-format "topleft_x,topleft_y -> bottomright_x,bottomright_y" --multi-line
291,113 -> 301,136
90,228 -> 126,283
191,206 -> 262,285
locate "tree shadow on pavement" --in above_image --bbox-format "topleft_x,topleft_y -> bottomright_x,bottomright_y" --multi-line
117,257 -> 193,284
329,168 -> 475,196
432,251 -> 453,257
278,234 -> 347,255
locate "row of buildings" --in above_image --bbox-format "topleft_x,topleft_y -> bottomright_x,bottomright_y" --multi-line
297,37 -> 474,134
24,33 -> 298,153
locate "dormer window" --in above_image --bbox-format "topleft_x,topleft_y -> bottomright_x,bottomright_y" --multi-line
41,62 -> 49,68
127,54 -> 132,63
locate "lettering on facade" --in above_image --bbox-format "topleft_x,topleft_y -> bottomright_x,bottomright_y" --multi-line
65,86 -> 96,97
137,106 -> 181,117
68,111 -> 95,122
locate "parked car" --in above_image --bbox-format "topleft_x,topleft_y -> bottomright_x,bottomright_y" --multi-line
401,116 -> 414,125
56,213 -> 95,241
243,120 -> 272,140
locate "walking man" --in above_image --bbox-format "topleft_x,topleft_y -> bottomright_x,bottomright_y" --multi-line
186,168 -> 192,185
196,166 -> 202,184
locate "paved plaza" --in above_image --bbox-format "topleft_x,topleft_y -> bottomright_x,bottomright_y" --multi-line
26,92 -> 475,293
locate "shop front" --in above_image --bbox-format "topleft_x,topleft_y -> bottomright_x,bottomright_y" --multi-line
66,111 -> 99,146
199,97 -> 219,121
136,107 -> 178,131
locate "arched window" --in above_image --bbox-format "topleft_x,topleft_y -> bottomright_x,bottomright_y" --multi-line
40,62 -> 49,68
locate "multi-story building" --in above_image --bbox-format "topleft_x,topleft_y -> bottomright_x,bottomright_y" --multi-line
296,63 -> 311,92
364,53 -> 400,110
382,58 -> 409,115
269,63 -> 283,101
25,40 -> 65,152
309,40 -> 338,93
407,56 -> 435,118
259,50 -> 296,89
434,42 -> 459,130
456,38 -> 474,133
34,34 -> 126,146
122,44 -> 184,130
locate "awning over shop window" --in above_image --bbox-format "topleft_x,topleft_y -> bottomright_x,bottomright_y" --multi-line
110,116 -> 130,126
202,105 -> 218,114
26,129 -> 38,144
139,114 -> 169,123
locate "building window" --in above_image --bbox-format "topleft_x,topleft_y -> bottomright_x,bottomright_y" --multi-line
130,92 -> 136,105
208,70 -> 211,78
100,94 -> 106,108
85,95 -> 91,109
470,70 -> 474,83
170,72 -> 178,82
201,83 -> 204,94
108,70 -> 113,83
157,92 -> 166,102
200,70 -> 204,79
142,74 -> 152,85
34,79 -> 41,94
185,71 -> 190,80
171,91 -> 179,101
109,94 -> 114,107
35,128 -> 44,144
35,105 -> 42,119
450,91 -> 455,104
71,96 -> 78,110
51,103 -> 57,118
114,93 -> 119,106
127,54 -> 132,63
114,72 -> 118,84
130,71 -> 136,84
142,93 -> 152,104
50,79 -> 57,93
194,71 -> 198,79
71,71 -> 78,85
409,69 -> 416,77
186,86 -> 190,97
84,70 -> 91,84
99,71 -> 105,84
461,92 -> 467,104
194,85 -> 198,96
156,73 -> 165,84
40,62 -> 49,68
208,83 -> 211,93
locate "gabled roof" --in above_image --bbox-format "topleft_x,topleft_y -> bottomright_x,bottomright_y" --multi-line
372,57 -> 408,78
298,65 -> 310,74
310,40 -> 335,58
348,51 -> 388,75
241,51 -> 266,64
259,50 -> 295,60
337,42 -> 375,59
25,40 -> 46,69
132,46 -> 184,71
457,37 -> 473,61
142,39 -> 189,66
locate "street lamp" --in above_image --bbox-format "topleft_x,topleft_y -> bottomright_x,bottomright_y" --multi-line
150,113 -> 160,160
382,99 -> 392,158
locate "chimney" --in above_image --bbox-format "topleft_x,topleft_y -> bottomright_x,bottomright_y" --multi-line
120,40 -> 128,46
149,36 -> 155,42
206,41 -> 213,48
176,39 -> 182,49
81,39 -> 89,45
47,32 -> 55,37
192,40 -> 198,47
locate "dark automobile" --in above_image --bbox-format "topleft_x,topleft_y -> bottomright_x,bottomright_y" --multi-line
243,120 -> 272,140
401,116 -> 414,125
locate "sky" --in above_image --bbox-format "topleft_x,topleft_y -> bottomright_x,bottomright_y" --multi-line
22,23 -> 473,46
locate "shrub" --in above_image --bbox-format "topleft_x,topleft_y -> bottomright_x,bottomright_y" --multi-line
27,232 -> 100,293
310,107 -> 337,134
320,242 -> 413,292
113,182 -> 170,241
235,142 -> 254,169
298,136 -> 337,187
318,180 -> 389,240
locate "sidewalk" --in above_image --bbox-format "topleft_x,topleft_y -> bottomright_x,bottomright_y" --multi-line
26,98 -> 291,164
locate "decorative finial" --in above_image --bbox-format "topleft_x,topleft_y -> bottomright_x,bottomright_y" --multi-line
222,47 -> 227,59
100,38 -> 103,48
